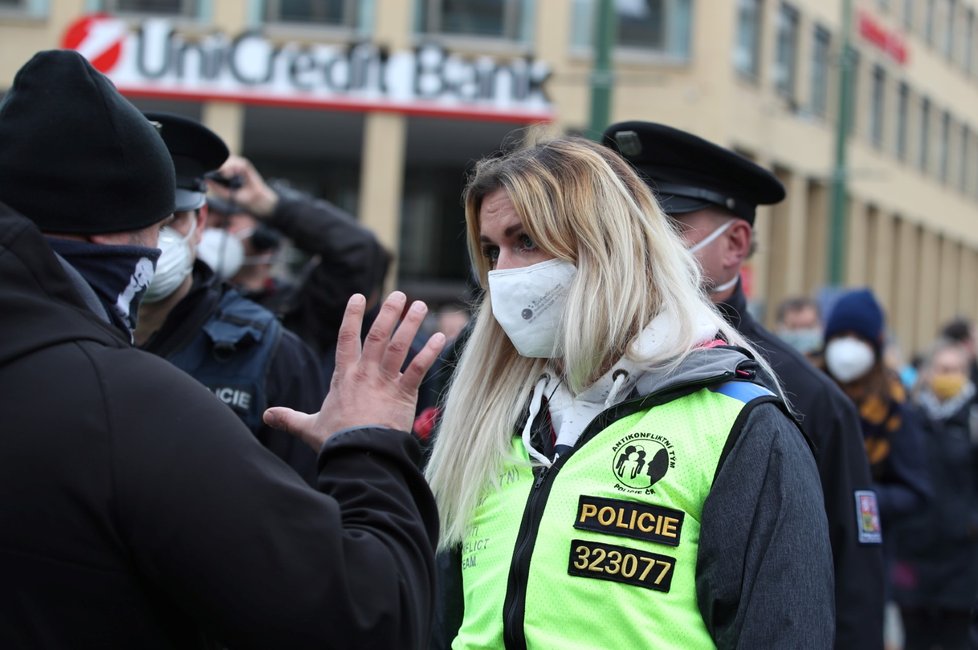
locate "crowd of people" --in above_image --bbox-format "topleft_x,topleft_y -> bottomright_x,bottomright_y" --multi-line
775,287 -> 978,649
2,48 -> 978,650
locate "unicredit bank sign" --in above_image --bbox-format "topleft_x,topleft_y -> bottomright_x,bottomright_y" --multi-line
61,13 -> 554,123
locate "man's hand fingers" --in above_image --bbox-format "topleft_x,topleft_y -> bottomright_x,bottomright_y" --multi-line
381,300 -> 428,376
362,292 -> 406,366
400,332 -> 446,394
333,294 -> 366,376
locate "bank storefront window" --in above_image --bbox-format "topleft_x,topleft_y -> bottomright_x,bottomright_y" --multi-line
417,0 -> 532,42
571,0 -> 693,61
103,0 -> 197,16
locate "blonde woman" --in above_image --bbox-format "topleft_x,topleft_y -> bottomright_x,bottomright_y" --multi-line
426,137 -> 833,649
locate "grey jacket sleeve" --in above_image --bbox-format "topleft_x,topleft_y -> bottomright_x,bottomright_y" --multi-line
697,402 -> 835,649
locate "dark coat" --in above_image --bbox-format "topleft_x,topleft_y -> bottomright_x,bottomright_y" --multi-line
248,185 -> 390,363
140,261 -> 323,485
0,206 -> 437,649
719,283 -> 885,650
893,387 -> 978,610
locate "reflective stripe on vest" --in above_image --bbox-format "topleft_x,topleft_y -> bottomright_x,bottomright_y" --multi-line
454,382 -> 773,650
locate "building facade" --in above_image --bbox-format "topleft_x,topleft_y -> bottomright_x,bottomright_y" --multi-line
2,0 -> 977,355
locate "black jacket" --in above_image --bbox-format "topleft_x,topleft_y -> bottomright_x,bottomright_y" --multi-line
0,206 -> 437,649
719,283 -> 884,650
894,388 -> 978,610
140,261 -> 323,485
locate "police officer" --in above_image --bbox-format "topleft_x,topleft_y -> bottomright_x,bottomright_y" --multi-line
604,121 -> 884,650
136,112 -> 323,485
0,50 -> 444,649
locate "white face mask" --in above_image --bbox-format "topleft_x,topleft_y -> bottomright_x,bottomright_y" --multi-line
825,336 -> 876,383
778,327 -> 823,355
487,258 -> 577,358
143,218 -> 197,303
685,219 -> 738,294
196,228 -> 246,281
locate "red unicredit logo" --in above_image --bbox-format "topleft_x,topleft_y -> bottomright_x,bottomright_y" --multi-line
61,13 -> 127,74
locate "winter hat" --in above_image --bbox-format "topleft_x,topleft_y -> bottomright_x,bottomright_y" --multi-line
0,50 -> 175,234
824,288 -> 885,352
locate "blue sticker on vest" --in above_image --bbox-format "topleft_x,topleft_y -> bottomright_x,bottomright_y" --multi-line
710,381 -> 774,403
855,490 -> 883,544
568,539 -> 676,592
574,495 -> 684,547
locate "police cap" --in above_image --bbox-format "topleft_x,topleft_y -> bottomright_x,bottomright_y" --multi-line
144,112 -> 229,213
602,121 -> 785,224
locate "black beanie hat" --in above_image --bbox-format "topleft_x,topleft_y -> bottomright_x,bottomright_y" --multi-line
0,50 -> 175,234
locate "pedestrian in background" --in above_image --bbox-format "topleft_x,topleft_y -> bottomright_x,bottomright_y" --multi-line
892,338 -> 978,650
775,295 -> 824,363
821,288 -> 931,595
204,155 -> 391,370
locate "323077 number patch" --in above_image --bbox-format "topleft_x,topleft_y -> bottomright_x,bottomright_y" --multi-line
567,539 -> 675,592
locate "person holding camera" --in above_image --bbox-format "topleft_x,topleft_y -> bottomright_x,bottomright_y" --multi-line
135,112 -> 324,485
204,156 -> 392,378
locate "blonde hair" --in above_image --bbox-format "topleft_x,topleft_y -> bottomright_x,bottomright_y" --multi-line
425,136 -> 778,547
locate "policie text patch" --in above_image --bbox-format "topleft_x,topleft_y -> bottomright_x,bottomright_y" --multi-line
568,539 -> 676,592
574,495 -> 684,546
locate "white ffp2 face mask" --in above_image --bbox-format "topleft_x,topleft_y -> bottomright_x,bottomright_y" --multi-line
488,259 -> 577,358
143,218 -> 197,303
197,228 -> 246,281
825,336 -> 876,383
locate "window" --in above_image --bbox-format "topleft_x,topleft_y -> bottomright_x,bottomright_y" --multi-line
1,0 -> 48,13
571,0 -> 693,60
774,3 -> 800,98
418,0 -> 529,41
870,65 -> 886,148
896,82 -> 909,161
939,111 -> 951,182
103,0 -> 197,15
734,0 -> 763,79
960,125 -> 970,192
918,97 -> 931,172
264,0 -> 360,26
810,25 -> 831,117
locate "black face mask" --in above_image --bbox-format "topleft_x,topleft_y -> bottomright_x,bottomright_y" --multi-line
47,238 -> 161,336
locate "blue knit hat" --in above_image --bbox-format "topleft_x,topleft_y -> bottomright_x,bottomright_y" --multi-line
824,288 -> 885,352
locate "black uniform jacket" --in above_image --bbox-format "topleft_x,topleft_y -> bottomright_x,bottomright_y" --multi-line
0,206 -> 438,649
720,283 -> 884,650
255,186 -> 391,361
140,261 -> 323,485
